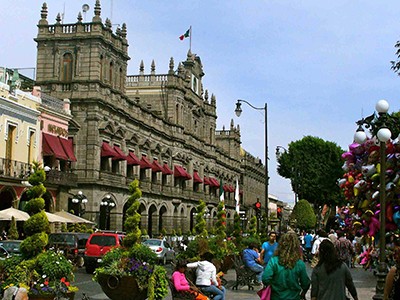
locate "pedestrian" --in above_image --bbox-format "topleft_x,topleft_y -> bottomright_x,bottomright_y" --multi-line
2,286 -> 29,300
304,230 -> 313,260
328,229 -> 338,243
262,231 -> 310,300
384,238 -> 400,300
172,260 -> 209,300
260,231 -> 278,266
187,252 -> 226,300
335,231 -> 355,268
311,239 -> 358,300
311,230 -> 328,268
242,242 -> 263,284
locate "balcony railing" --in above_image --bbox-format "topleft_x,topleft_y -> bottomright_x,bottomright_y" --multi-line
45,169 -> 78,187
0,158 -> 31,179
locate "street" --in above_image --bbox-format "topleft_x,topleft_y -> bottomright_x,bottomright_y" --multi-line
74,262 -> 377,299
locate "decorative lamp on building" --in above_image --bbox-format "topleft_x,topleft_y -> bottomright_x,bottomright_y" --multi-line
71,191 -> 88,217
100,195 -> 116,230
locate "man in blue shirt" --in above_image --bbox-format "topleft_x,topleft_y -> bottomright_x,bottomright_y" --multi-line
260,231 -> 278,266
242,242 -> 263,283
304,230 -> 313,262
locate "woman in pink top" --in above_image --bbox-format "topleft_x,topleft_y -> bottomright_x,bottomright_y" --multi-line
172,260 -> 209,300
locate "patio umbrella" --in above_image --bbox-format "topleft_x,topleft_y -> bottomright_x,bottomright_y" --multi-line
45,212 -> 73,223
0,207 -> 30,221
53,210 -> 95,225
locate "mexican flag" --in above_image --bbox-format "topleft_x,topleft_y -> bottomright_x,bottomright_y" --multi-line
179,28 -> 190,40
219,179 -> 224,202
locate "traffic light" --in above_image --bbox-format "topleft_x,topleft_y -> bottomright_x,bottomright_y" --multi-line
255,201 -> 261,217
277,207 -> 282,219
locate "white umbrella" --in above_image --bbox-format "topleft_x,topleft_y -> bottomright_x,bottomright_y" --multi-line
0,207 -> 30,221
53,210 -> 95,225
45,212 -> 73,223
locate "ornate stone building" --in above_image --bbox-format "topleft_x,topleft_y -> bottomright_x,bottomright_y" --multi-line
33,1 -> 267,236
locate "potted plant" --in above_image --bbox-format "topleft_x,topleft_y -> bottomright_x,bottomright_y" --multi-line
0,163 -> 78,300
93,179 -> 168,300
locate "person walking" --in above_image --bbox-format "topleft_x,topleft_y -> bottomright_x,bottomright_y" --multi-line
187,252 -> 226,300
311,239 -> 358,300
335,231 -> 355,268
260,231 -> 278,266
262,231 -> 310,300
242,242 -> 263,284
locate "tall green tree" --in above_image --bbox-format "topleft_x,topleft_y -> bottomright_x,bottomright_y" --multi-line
122,179 -> 142,248
291,199 -> 316,230
276,136 -> 344,208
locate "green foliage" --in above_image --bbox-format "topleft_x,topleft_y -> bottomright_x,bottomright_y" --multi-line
194,200 -> 207,237
148,266 -> 168,300
276,136 -> 344,207
176,228 -> 182,236
215,201 -> 227,241
20,232 -> 48,258
60,223 -> 67,232
249,216 -> 257,237
232,212 -> 242,247
129,244 -> 157,265
123,179 -> 142,248
36,250 -> 74,282
260,212 -> 268,241
291,199 -> 316,230
8,216 -> 19,240
23,210 -> 50,236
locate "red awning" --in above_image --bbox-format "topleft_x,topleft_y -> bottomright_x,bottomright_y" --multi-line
126,151 -> 141,165
209,178 -> 220,187
229,185 -> 235,193
223,184 -> 229,192
59,137 -> 77,162
101,142 -> 118,158
113,145 -> 127,161
174,165 -> 192,180
193,171 -> 203,183
42,133 -> 69,161
162,163 -> 173,175
203,177 -> 211,185
152,160 -> 163,172
140,156 -> 152,169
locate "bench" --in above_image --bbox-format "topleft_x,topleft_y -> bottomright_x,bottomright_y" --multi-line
231,255 -> 258,290
168,278 -> 196,300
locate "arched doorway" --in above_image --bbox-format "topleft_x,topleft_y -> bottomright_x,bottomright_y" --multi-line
158,206 -> 167,233
189,207 -> 196,233
0,187 -> 14,210
148,205 -> 157,237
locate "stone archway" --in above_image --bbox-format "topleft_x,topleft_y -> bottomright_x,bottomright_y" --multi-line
158,206 -> 167,233
189,207 -> 197,233
0,187 -> 14,210
148,204 -> 157,237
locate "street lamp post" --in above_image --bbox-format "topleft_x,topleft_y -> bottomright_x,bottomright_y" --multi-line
100,195 -> 116,230
71,191 -> 88,217
354,99 -> 392,300
235,100 -> 269,227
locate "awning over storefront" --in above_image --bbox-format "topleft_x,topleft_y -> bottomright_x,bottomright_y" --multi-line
101,142 -> 118,158
0,207 -> 29,221
174,165 -> 192,180
162,163 -> 173,175
126,151 -> 141,165
151,160 -> 163,172
42,133 -> 69,161
209,178 -> 220,187
228,185 -> 235,192
53,210 -> 95,224
223,184 -> 230,192
112,145 -> 127,161
59,137 -> 77,162
139,156 -> 152,169
203,177 -> 211,185
193,171 -> 203,183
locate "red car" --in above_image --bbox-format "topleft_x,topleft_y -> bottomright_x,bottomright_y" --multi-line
84,231 -> 125,273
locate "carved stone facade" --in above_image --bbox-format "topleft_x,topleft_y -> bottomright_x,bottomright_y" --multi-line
34,1 -> 267,236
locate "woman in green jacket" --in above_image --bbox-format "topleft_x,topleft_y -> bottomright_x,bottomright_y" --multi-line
262,231 -> 310,300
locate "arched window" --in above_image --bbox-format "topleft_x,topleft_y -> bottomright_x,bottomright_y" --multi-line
109,62 -> 113,86
119,67 -> 123,89
62,53 -> 73,82
99,55 -> 104,81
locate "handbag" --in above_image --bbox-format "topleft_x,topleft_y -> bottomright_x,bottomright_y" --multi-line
257,285 -> 271,300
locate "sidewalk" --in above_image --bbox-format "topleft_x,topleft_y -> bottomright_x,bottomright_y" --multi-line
165,263 -> 376,299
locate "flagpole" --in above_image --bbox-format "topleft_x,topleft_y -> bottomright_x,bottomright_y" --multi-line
189,25 -> 192,52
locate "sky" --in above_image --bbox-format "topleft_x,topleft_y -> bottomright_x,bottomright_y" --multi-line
1,1 -> 400,206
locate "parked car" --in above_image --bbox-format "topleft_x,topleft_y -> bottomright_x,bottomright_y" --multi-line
48,232 -> 91,267
0,240 -> 22,256
84,231 -> 125,273
142,238 -> 175,265
0,246 -> 10,260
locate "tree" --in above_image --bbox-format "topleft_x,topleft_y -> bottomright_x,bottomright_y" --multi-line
194,200 -> 208,237
8,216 -> 19,240
122,179 -> 142,248
291,199 -> 316,230
276,136 -> 344,208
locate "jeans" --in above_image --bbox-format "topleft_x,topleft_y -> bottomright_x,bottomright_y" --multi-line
201,285 -> 226,300
248,264 -> 264,282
